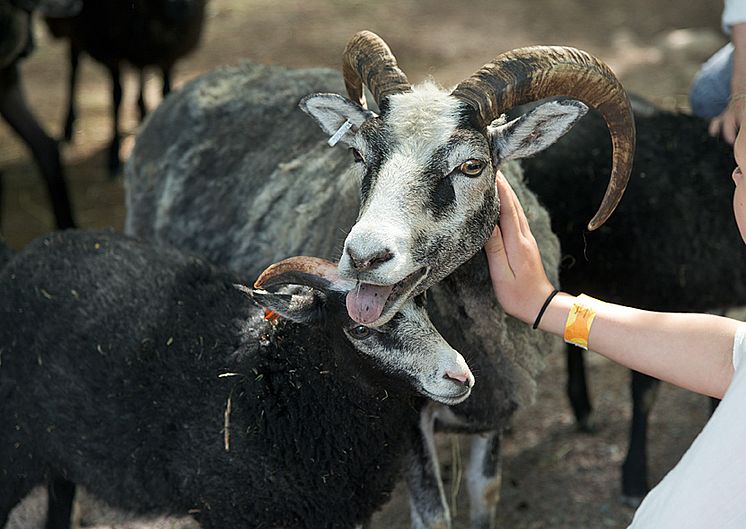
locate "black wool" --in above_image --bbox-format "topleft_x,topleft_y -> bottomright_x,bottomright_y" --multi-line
0,230 -> 420,529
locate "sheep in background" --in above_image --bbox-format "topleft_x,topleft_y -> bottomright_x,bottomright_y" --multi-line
125,31 -> 635,529
0,0 -> 77,229
45,0 -> 207,175
519,97 -> 746,505
0,229 -> 475,529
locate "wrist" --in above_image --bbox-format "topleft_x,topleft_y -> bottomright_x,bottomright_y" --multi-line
513,282 -> 557,324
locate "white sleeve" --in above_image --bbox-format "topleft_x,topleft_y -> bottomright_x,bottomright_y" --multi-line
733,322 -> 746,370
627,322 -> 746,528
723,0 -> 746,33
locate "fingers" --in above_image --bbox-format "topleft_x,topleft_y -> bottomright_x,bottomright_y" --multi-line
496,171 -> 531,237
495,173 -> 522,246
708,108 -> 741,145
723,115 -> 738,145
709,116 -> 722,138
484,225 -> 512,274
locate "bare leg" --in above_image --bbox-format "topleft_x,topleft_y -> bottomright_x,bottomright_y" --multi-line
406,403 -> 451,529
0,65 -> 76,229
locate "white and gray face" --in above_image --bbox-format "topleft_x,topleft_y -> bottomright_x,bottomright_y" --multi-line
249,285 -> 474,405
301,84 -> 587,325
342,296 -> 474,405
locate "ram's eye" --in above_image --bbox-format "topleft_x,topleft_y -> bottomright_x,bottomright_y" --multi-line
459,159 -> 485,177
350,148 -> 364,163
348,325 -> 371,339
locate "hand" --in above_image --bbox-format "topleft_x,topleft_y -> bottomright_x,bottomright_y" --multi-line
708,96 -> 746,145
484,172 -> 555,323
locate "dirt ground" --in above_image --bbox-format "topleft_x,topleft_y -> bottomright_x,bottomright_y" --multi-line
0,0 -> 734,528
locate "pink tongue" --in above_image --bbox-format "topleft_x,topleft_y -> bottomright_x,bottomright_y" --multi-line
346,283 -> 395,324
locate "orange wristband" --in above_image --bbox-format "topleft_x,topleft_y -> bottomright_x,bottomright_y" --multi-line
564,294 -> 598,350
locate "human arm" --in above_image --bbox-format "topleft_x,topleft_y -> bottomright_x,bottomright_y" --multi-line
709,22 -> 746,144
485,172 -> 740,398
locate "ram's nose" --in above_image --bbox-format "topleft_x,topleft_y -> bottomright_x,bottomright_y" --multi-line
346,246 -> 394,272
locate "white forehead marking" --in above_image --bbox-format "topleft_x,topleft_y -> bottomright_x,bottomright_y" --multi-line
386,81 -> 465,158
359,83 -> 467,221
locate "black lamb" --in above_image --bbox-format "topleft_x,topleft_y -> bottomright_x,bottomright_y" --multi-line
45,0 -> 207,174
520,98 -> 746,505
0,229 -> 474,529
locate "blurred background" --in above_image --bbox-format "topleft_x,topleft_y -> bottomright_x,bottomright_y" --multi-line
1,1 -> 730,528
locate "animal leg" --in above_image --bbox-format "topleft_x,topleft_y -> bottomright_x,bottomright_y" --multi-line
137,69 -> 147,122
0,168 -> 4,230
466,432 -> 502,529
0,64 -> 76,229
107,64 -> 122,176
62,44 -> 80,142
566,345 -> 595,432
621,370 -> 660,507
45,474 -> 76,529
162,65 -> 172,97
405,403 -> 451,529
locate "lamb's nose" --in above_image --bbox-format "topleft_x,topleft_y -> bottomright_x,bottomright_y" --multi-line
347,247 -> 394,272
445,370 -> 474,388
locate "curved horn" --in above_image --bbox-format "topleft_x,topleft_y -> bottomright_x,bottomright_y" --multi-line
452,46 -> 635,231
342,30 -> 412,109
254,256 -> 352,292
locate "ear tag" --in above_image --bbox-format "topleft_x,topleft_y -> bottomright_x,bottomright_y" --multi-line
328,120 -> 353,147
263,309 -> 281,322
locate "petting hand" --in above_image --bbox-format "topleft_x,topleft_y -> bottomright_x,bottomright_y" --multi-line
484,172 -> 555,324
709,96 -> 746,145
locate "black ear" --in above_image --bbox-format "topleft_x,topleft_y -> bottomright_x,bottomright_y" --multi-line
236,284 -> 324,324
299,93 -> 375,147
488,99 -> 588,163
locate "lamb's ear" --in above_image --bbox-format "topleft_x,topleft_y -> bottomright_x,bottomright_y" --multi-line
299,93 -> 374,147
235,284 -> 323,324
488,100 -> 588,163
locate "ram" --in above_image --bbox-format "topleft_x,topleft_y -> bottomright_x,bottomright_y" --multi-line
0,229 -> 475,529
126,32 -> 634,528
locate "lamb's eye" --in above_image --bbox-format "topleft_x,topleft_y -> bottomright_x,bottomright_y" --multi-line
350,148 -> 364,163
348,325 -> 371,339
459,159 -> 485,177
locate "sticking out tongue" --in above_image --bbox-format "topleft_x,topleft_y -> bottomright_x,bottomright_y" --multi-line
346,283 -> 395,324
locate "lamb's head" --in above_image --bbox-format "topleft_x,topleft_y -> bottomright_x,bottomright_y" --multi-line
300,31 -> 635,326
247,255 -> 474,405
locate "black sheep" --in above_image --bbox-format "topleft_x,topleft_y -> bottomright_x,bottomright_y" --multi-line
0,230 -> 473,529
0,0 -> 77,229
45,0 -> 207,174
521,98 -> 746,505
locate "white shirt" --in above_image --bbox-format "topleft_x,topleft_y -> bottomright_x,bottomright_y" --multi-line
723,0 -> 746,33
627,323 -> 746,528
